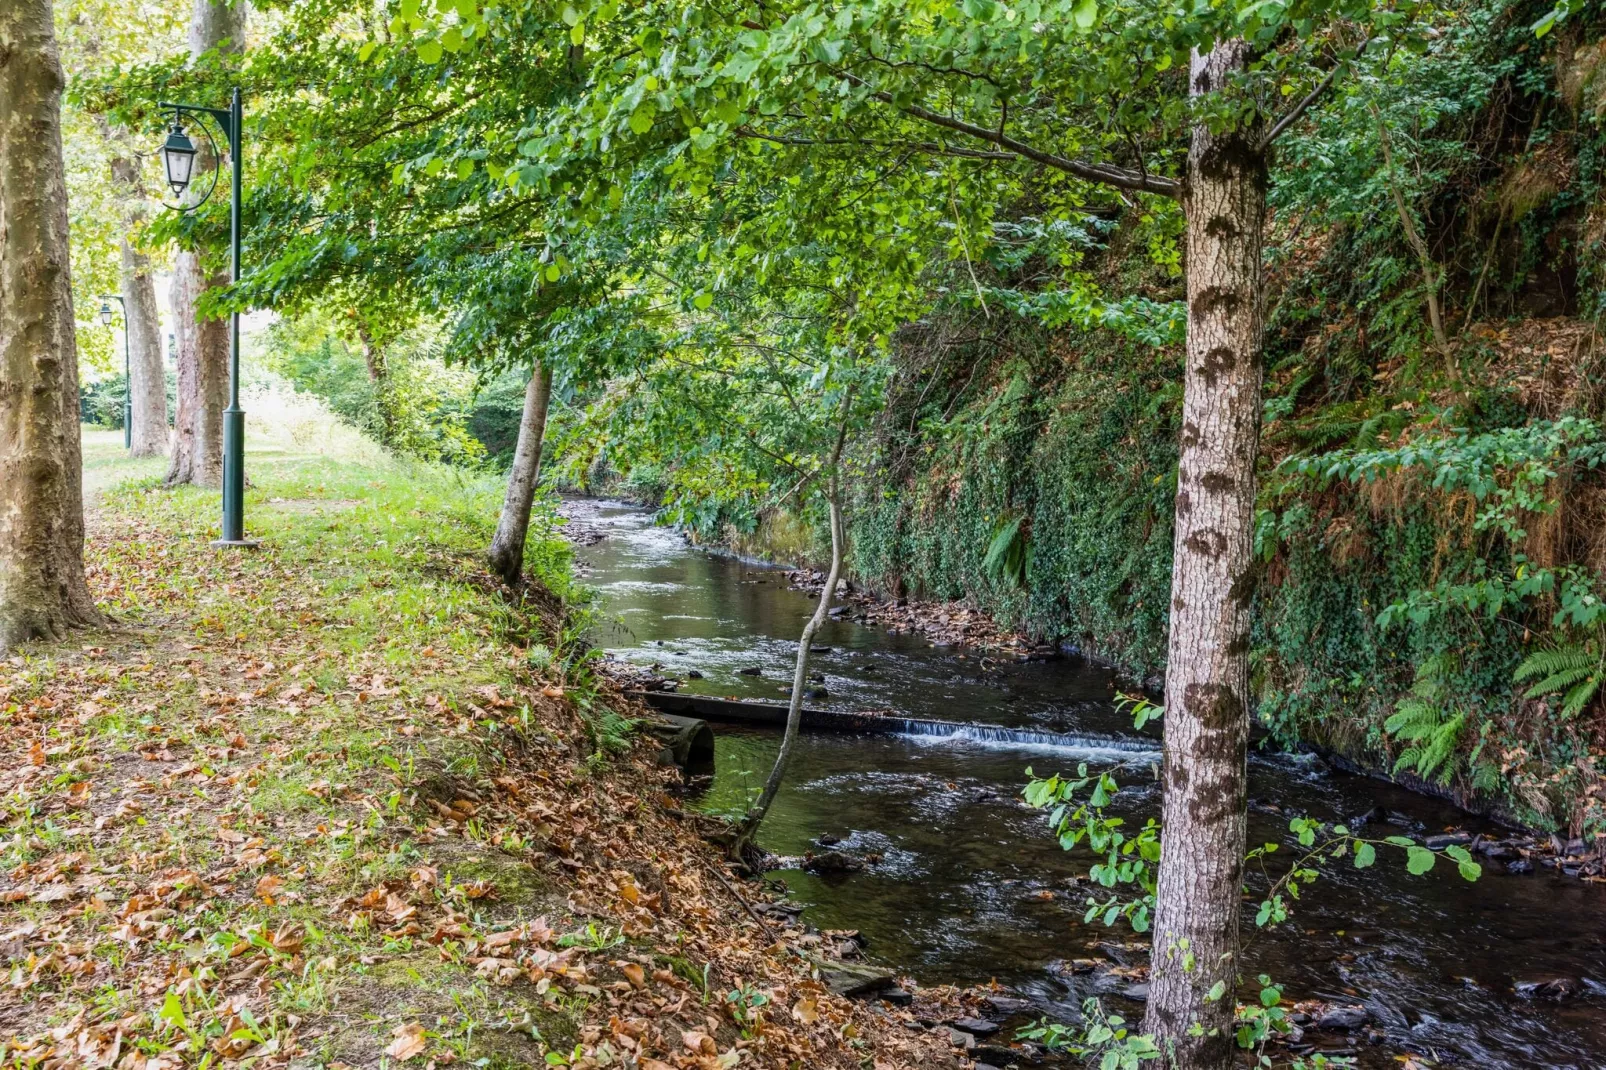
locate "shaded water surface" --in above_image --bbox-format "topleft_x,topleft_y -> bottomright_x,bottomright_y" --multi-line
570,499 -> 1606,1068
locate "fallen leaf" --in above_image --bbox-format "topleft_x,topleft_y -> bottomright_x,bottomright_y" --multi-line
385,1022 -> 428,1061
792,997 -> 818,1024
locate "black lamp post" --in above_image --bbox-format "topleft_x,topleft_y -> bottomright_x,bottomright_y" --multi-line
99,295 -> 130,449
158,88 -> 254,548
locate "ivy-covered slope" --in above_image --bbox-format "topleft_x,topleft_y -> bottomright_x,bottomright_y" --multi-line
837,10 -> 1606,838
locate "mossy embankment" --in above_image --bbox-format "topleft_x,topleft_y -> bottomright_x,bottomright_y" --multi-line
0,441 -> 957,1070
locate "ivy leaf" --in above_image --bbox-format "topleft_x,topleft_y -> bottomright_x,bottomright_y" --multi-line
1406,846 -> 1436,875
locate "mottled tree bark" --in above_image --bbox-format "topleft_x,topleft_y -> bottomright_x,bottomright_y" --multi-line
0,0 -> 102,652
110,158 -> 167,457
1143,40 -> 1265,1070
165,0 -> 245,486
487,362 -> 552,585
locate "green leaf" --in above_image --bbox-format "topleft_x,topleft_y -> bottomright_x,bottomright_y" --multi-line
692,292 -> 714,310
456,159 -> 473,180
545,264 -> 561,281
1384,835 -> 1416,848
416,38 -> 443,64
570,21 -> 586,46
1353,841 -> 1376,868
1458,861 -> 1482,881
423,156 -> 445,177
1205,980 -> 1226,1002
1406,846 -> 1436,875
628,107 -> 655,135
561,4 -> 581,26
1072,0 -> 1099,30
159,991 -> 187,1030
357,40 -> 376,62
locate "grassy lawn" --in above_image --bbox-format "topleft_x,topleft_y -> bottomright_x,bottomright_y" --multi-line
1,438 -> 952,1070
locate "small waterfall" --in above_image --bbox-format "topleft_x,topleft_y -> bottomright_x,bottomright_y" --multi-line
889,717 -> 1160,761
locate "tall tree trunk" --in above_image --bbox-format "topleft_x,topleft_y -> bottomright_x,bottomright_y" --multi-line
165,252 -> 227,486
120,237 -> 167,456
1143,40 -> 1265,1070
487,361 -> 553,585
110,158 -> 167,457
0,0 -> 102,652
732,390 -> 853,856
166,0 -> 245,486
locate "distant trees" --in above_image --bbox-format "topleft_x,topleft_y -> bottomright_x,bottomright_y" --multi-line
0,0 -> 101,653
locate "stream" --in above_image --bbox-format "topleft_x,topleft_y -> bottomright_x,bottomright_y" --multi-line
567,498 -> 1606,1069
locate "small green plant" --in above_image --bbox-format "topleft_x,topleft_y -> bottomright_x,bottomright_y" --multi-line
1515,637 -> 1604,718
1115,692 -> 1163,731
557,923 -> 624,951
725,983 -> 770,1036
981,512 -> 1032,589
1383,656 -> 1498,790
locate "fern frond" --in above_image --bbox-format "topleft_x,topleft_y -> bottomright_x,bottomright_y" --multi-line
1522,665 -> 1595,698
1514,645 -> 1593,684
1561,679 -> 1600,719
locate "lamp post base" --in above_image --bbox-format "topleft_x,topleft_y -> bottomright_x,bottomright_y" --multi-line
209,538 -> 261,550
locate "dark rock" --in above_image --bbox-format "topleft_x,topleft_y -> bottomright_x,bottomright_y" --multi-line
1506,859 -> 1534,875
810,645 -> 834,654
951,1017 -> 1001,1036
1566,838 -> 1589,857
1121,983 -> 1150,1002
983,996 -> 1032,1017
804,687 -> 829,699
686,669 -> 704,679
1424,832 -> 1473,850
880,986 -> 914,1006
1349,805 -> 1388,828
1385,810 -> 1417,827
973,1045 -> 1027,1067
1317,1006 -> 1369,1031
1515,978 -> 1579,1001
803,850 -> 864,875
947,1028 -> 976,1050
1480,842 -> 1516,860
816,833 -> 842,847
808,672 -> 825,683
738,666 -> 763,676
801,953 -> 894,998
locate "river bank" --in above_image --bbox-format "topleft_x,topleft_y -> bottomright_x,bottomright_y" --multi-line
0,450 -> 961,1070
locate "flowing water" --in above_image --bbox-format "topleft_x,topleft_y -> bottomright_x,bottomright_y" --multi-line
568,498 -> 1606,1068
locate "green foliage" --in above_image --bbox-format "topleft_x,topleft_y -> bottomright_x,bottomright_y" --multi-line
262,313 -> 489,466
981,513 -> 1032,590
1383,656 -> 1499,790
1516,638 -> 1606,719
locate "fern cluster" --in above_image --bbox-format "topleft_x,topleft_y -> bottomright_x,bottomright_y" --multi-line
1514,642 -> 1602,719
1384,657 -> 1499,791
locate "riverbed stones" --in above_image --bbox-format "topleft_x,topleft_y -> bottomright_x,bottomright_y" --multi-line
803,850 -> 865,874
1424,831 -> 1473,849
1316,1005 -> 1369,1031
950,1017 -> 1000,1036
1514,977 -> 1579,1001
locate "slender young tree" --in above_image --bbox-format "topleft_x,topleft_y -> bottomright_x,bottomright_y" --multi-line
487,361 -> 554,586
732,388 -> 853,856
166,0 -> 244,487
0,0 -> 101,652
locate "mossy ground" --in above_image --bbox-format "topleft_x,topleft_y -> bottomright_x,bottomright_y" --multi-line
1,431 -> 954,1070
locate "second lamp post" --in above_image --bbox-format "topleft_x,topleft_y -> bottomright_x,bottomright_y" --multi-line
97,295 -> 130,450
159,87 -> 253,547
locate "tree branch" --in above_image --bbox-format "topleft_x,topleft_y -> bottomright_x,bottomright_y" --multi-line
1262,37 -> 1373,148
